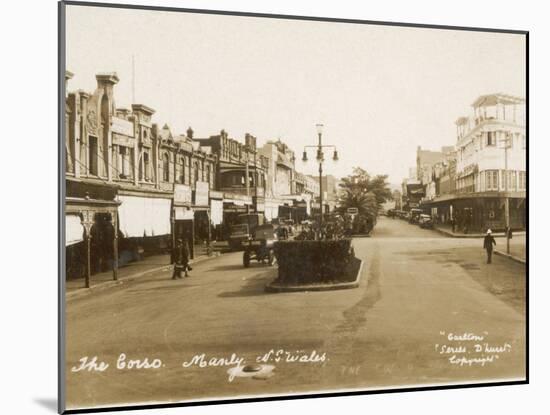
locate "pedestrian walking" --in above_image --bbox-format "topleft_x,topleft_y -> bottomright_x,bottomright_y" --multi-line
483,229 -> 496,264
172,238 -> 191,279
450,217 -> 456,233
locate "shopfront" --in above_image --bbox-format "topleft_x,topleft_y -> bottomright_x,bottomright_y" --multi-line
117,191 -> 172,261
425,192 -> 526,233
66,196 -> 120,288
172,184 -> 194,259
65,178 -> 121,287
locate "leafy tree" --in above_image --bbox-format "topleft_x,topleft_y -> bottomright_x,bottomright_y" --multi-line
337,168 -> 392,232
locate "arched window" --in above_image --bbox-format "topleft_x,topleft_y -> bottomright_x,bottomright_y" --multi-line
162,153 -> 170,182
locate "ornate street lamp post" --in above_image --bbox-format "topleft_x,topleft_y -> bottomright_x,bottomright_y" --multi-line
302,124 -> 338,239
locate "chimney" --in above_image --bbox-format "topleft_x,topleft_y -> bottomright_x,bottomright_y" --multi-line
244,133 -> 256,150
187,127 -> 194,139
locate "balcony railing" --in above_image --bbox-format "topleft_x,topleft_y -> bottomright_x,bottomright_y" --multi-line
219,186 -> 265,197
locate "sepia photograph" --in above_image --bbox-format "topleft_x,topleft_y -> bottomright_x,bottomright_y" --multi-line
60,1 -> 527,412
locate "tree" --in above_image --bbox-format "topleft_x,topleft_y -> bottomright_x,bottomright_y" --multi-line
337,168 -> 392,233
338,168 -> 392,209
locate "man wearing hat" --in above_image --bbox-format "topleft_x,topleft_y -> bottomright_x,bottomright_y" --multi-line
483,229 -> 497,264
172,238 -> 191,279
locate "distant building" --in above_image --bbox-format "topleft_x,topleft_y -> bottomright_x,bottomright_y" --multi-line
310,174 -> 339,213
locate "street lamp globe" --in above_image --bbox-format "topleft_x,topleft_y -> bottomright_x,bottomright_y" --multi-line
316,123 -> 324,135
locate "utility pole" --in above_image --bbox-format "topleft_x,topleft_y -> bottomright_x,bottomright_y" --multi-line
504,133 -> 511,254
319,145 -> 323,231
253,149 -> 258,213
131,54 -> 135,104
245,147 -> 250,214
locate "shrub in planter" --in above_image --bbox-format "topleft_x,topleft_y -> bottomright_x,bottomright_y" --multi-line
273,239 -> 357,285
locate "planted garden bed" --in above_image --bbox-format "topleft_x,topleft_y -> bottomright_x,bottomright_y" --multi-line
269,239 -> 362,290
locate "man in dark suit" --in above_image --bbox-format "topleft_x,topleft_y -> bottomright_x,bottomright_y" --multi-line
172,238 -> 191,279
483,229 -> 497,264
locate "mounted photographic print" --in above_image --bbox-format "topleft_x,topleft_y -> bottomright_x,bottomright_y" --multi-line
59,1 -> 528,413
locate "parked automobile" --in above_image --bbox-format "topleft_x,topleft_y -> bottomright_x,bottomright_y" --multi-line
409,209 -> 424,224
228,213 -> 265,251
418,214 -> 434,229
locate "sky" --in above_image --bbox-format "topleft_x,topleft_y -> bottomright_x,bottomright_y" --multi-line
65,5 -> 526,185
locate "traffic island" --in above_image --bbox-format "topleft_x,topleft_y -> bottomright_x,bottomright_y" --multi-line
265,239 -> 363,292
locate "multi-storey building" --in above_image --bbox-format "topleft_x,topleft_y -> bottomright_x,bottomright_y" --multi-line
194,131 -> 269,230
258,139 -> 301,221
421,93 -> 526,231
65,72 -> 217,283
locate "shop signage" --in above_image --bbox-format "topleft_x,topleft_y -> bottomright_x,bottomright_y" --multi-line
111,116 -> 134,137
210,190 -> 224,200
175,206 -> 194,220
194,181 -> 209,206
224,193 -> 252,205
174,184 -> 192,205
112,133 -> 134,147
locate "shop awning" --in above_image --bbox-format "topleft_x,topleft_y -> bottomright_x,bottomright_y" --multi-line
210,199 -> 223,225
65,214 -> 84,246
118,195 -> 171,237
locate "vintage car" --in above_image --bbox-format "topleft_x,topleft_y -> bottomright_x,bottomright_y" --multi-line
408,208 -> 424,224
418,214 -> 434,229
243,224 -> 277,267
228,213 -> 265,251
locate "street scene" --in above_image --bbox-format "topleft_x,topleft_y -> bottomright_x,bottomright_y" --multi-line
62,4 -> 526,412
65,217 -> 525,408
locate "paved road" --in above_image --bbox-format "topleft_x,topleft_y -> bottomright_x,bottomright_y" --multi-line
65,217 -> 526,410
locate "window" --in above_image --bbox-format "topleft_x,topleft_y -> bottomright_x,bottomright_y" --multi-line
206,164 -> 211,185
88,136 -> 98,176
179,158 -> 185,184
194,162 -> 199,184
508,171 -> 517,191
519,171 -> 526,190
143,152 -> 150,181
162,153 -> 170,182
486,131 -> 496,146
486,170 -> 498,191
119,146 -> 129,178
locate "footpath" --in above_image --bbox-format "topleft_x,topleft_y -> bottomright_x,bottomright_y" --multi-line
434,224 -> 526,264
65,241 -> 228,300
